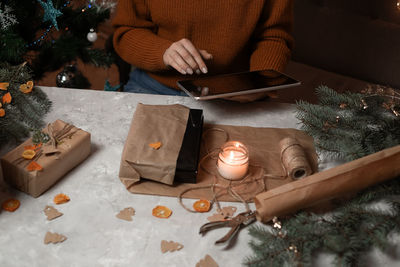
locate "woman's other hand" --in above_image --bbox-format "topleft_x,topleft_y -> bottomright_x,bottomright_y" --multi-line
163,38 -> 212,75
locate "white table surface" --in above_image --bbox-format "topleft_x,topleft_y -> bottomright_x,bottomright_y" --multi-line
0,87 -> 398,267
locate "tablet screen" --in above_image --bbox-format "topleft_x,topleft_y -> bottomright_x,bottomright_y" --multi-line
177,69 -> 300,100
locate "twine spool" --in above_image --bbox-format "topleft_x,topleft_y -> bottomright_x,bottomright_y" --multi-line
279,137 -> 312,180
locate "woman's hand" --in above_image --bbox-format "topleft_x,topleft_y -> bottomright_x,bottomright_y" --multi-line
163,38 -> 212,75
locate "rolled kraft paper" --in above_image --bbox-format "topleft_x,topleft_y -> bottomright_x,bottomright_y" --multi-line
280,137 -> 312,180
254,144 -> 400,223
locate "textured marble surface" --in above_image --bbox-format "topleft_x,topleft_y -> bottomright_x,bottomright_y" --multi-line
0,87 -> 398,267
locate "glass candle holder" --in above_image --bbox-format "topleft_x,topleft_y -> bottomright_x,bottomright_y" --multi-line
217,141 -> 249,180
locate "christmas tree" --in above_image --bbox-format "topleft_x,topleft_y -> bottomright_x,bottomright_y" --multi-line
0,0 -> 115,88
244,86 -> 400,267
0,0 -> 116,144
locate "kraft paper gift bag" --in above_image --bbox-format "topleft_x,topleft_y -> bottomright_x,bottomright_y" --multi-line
119,103 -> 190,186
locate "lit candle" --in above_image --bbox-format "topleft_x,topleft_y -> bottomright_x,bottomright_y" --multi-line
217,141 -> 249,180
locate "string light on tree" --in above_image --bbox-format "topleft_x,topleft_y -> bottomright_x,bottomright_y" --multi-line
87,0 -> 117,13
88,0 -> 95,8
397,0 -> 400,11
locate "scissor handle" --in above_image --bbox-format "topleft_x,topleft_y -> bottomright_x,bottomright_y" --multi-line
215,223 -> 241,244
199,210 -> 256,244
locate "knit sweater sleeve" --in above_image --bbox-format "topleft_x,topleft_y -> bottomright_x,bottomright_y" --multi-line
112,0 -> 172,71
250,0 -> 294,72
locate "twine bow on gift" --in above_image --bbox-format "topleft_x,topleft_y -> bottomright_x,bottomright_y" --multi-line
13,122 -> 79,168
43,122 -> 78,156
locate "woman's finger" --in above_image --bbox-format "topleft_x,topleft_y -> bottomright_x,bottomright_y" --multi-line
199,50 -> 213,60
180,39 -> 208,73
166,53 -> 187,75
169,49 -> 196,74
174,43 -> 198,74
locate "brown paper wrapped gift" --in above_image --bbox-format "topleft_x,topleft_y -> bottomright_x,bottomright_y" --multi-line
255,144 -> 400,222
119,103 -> 189,186
1,120 -> 91,197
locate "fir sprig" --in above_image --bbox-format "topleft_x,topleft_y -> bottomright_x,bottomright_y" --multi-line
245,179 -> 400,266
0,63 -> 51,145
296,86 -> 400,161
244,86 -> 400,267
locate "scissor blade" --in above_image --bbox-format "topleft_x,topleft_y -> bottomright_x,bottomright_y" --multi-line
199,220 -> 229,235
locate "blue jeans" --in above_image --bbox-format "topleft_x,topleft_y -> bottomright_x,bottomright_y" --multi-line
124,68 -> 187,96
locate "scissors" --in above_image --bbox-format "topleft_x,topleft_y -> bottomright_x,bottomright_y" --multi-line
199,210 -> 256,244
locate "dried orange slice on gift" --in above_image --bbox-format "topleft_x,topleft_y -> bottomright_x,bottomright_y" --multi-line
22,149 -> 36,160
27,161 -> 42,171
193,199 -> 211,212
2,198 -> 20,212
26,80 -> 34,90
24,143 -> 42,150
19,81 -> 34,94
53,194 -> 70,205
152,205 -> 172,218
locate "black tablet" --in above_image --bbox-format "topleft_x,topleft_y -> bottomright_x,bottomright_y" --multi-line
177,69 -> 301,100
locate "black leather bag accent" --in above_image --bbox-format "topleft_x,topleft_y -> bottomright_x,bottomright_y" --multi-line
174,109 -> 203,184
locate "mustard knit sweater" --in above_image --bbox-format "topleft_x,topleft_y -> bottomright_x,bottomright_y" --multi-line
113,0 -> 294,90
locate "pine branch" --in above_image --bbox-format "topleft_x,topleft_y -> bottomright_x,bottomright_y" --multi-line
246,86 -> 400,266
0,31 -> 27,64
0,63 -> 51,145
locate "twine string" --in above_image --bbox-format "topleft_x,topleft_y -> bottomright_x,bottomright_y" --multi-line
178,127 -> 254,214
13,122 -> 77,167
178,131 -> 312,215
280,137 -> 311,180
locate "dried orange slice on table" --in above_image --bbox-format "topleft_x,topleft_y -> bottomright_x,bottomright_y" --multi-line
53,194 -> 70,205
193,199 -> 211,212
152,205 -> 172,218
2,199 -> 20,212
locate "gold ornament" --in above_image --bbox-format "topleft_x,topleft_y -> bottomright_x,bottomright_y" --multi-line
361,99 -> 368,110
272,216 -> 285,237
